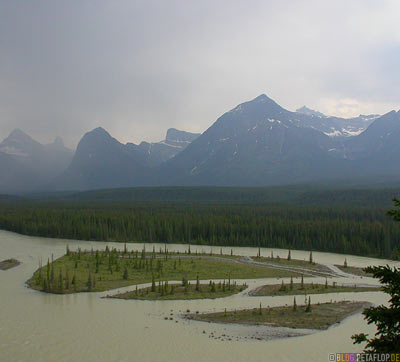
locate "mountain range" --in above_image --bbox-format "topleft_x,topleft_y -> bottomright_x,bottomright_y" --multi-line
1,94 -> 399,193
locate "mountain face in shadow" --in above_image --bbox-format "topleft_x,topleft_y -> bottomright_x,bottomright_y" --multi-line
128,128 -> 200,167
157,94 -> 353,185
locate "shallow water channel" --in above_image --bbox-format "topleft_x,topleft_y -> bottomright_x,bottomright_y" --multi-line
1,230 -> 399,362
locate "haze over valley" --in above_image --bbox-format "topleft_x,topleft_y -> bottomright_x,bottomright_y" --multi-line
2,2 -> 400,361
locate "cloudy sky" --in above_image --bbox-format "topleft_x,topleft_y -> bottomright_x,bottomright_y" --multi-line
1,0 -> 399,148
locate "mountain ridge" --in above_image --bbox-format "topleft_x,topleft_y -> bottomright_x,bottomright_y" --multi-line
2,94 -> 400,193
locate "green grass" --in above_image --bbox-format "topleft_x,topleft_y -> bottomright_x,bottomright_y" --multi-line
0,258 -> 21,271
27,247 -> 301,294
108,282 -> 247,300
188,301 -> 370,330
249,282 -> 380,297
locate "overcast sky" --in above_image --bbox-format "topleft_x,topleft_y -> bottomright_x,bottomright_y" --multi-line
1,0 -> 399,149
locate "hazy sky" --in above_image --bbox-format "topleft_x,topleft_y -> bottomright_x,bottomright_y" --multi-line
1,0 -> 399,149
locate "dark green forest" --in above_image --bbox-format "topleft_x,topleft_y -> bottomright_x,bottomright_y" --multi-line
1,197 -> 399,259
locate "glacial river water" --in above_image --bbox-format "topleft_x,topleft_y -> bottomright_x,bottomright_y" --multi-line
1,229 -> 399,362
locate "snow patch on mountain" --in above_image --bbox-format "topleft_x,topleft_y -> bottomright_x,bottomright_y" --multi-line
0,146 -> 29,157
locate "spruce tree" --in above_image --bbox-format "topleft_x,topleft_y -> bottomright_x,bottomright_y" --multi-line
123,267 -> 128,280
50,262 -> 54,283
47,258 -> 50,282
300,275 -> 304,290
58,269 -> 63,292
305,297 -> 312,313
87,271 -> 92,291
287,250 -> 291,261
293,297 -> 297,311
352,264 -> 400,352
196,274 -> 200,291
290,276 -> 294,290
309,251 -> 313,264
42,278 -> 48,292
65,268 -> 70,290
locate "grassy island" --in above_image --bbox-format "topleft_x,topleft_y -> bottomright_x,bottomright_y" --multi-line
249,281 -> 380,297
108,281 -> 247,300
252,255 -> 331,275
188,301 -> 370,330
27,246 -> 300,294
335,265 -> 372,277
0,258 -> 21,270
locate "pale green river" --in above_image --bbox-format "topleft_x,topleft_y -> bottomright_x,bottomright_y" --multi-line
1,229 -> 399,362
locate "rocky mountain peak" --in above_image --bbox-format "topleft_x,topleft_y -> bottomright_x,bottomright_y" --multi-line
166,128 -> 200,143
296,106 -> 327,118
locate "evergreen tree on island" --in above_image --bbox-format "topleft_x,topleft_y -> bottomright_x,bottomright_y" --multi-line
351,199 -> 400,352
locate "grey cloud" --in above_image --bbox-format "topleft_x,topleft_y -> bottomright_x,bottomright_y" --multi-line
0,0 -> 399,148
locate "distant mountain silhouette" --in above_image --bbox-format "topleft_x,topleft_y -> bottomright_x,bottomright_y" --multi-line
0,129 -> 73,192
